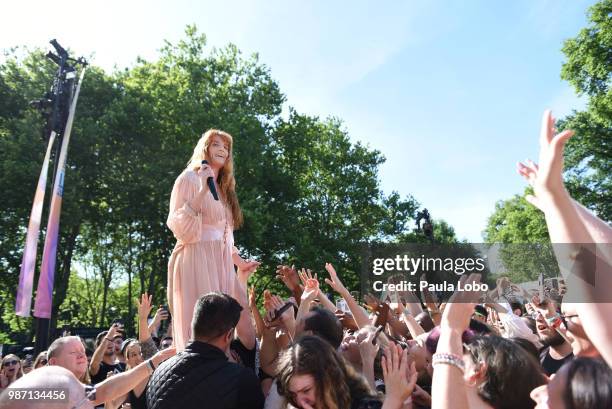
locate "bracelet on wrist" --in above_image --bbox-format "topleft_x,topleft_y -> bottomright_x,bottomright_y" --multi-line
146,359 -> 156,373
432,353 -> 465,373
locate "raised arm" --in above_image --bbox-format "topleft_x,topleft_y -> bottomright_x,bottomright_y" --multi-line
248,287 -> 265,340
397,302 -> 425,339
517,110 -> 612,366
324,263 -> 371,328
297,268 -> 336,312
93,348 -> 175,406
90,324 -> 119,377
135,293 -> 159,360
294,275 -> 321,338
276,265 -> 304,305
431,274 -> 481,409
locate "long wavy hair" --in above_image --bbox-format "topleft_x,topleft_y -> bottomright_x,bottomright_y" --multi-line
276,335 -> 376,409
187,129 -> 243,227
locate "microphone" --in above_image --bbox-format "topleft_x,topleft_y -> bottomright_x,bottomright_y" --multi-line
201,160 -> 219,201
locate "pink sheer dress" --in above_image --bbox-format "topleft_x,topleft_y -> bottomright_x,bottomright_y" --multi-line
166,169 -> 238,351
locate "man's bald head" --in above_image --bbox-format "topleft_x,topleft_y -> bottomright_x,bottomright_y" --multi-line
0,366 -> 93,409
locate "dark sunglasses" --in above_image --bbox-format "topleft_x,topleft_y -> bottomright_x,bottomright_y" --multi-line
3,360 -> 19,367
559,313 -> 579,328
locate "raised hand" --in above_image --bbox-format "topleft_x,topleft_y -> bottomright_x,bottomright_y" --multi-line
107,322 -> 120,339
237,260 -> 260,282
0,370 -> 8,388
264,295 -> 295,329
297,268 -> 316,287
441,273 -> 483,332
263,290 -> 273,311
382,343 -> 417,407
358,328 -> 380,362
276,264 -> 300,291
136,293 -> 154,321
335,310 -> 359,331
363,293 -> 382,312
152,306 -> 169,326
420,273 -> 439,313
301,274 -> 320,303
517,109 -> 574,206
324,263 -> 346,293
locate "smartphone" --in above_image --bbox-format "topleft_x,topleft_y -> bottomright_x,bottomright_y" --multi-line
336,299 -> 350,313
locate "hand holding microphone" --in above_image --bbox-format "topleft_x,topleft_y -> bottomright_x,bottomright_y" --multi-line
200,160 -> 219,200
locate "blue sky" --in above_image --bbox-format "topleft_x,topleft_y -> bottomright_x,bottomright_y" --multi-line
2,0 -> 595,241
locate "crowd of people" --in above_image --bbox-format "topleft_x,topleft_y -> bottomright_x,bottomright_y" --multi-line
1,110 -> 611,409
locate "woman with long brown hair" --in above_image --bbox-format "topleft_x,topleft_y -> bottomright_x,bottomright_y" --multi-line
167,129 -> 258,351
276,335 -> 418,409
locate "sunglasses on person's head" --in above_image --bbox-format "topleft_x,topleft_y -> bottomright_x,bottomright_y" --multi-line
2,360 -> 19,367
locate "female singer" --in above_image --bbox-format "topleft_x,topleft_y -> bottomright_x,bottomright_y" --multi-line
167,129 -> 258,351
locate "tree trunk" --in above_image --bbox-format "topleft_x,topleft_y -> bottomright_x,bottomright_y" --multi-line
99,278 -> 109,328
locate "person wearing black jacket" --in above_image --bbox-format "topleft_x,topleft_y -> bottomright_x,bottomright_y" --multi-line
147,292 -> 264,409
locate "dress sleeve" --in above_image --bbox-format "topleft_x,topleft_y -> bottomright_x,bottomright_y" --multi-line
166,172 -> 202,244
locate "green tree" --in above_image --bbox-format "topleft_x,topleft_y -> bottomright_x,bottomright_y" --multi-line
558,0 -> 611,220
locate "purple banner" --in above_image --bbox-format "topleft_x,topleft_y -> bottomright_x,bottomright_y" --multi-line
15,132 -> 56,317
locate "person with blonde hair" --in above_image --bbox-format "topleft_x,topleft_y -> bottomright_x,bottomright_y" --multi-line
167,129 -> 259,351
0,354 -> 24,389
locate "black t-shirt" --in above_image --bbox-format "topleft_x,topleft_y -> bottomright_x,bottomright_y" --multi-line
128,386 -> 148,409
540,347 -> 573,376
90,360 -> 126,384
230,339 -> 256,373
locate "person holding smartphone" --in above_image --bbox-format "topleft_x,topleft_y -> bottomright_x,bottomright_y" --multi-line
90,324 -> 126,384
167,129 -> 259,351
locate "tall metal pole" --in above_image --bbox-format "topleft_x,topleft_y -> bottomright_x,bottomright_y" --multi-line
33,39 -> 82,353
